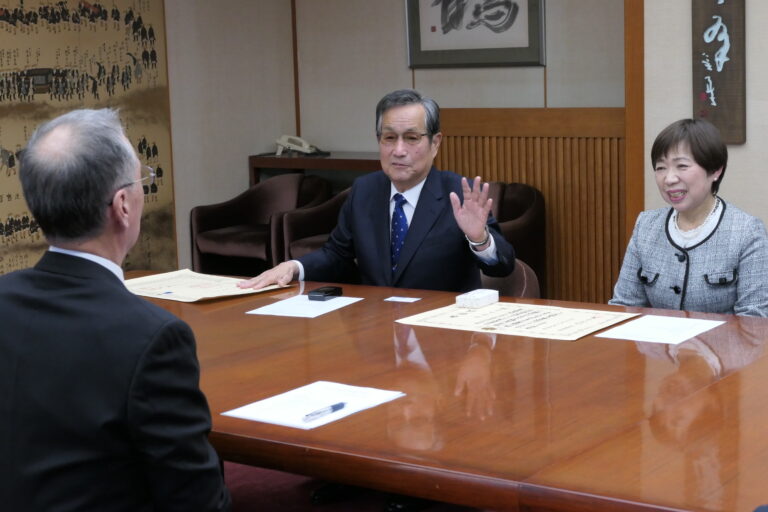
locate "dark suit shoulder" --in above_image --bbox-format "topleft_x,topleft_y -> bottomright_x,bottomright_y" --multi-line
435,168 -> 469,191
415,167 -> 464,202
2,255 -> 190,357
106,283 -> 196,357
351,169 -> 388,190
434,168 -> 465,183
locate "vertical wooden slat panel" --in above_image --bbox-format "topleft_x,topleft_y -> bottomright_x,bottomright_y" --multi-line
534,137 -> 543,190
480,138 -> 486,180
468,135 -> 473,175
513,138 -> 520,183
544,138 -> 555,296
502,138 -> 508,172
588,138 -> 596,302
489,137 -> 496,180
537,137 -> 548,292
467,137 -> 474,175
602,140 -> 612,300
556,137 -> 566,300
612,140 -> 634,294
607,138 -> 618,300
563,137 -> 573,300
593,139 -> 602,298
436,108 -> 625,302
577,139 -> 586,302
498,136 -> 504,182
597,138 -> 608,300
616,138 -> 626,288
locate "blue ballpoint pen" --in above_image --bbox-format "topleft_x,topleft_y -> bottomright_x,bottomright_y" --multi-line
302,402 -> 346,422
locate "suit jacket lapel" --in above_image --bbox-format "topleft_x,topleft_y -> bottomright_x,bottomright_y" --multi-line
368,174 -> 394,286
393,168 -> 443,284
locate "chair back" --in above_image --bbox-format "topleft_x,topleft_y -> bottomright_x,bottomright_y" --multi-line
480,259 -> 540,298
190,173 -> 330,274
269,175 -> 332,264
487,181 -> 546,295
283,188 -> 350,261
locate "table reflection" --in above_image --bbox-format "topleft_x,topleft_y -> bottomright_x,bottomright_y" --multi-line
641,318 -> 767,510
386,324 -> 499,452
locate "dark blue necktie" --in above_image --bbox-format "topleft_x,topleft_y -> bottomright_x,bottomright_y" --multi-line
391,193 -> 408,272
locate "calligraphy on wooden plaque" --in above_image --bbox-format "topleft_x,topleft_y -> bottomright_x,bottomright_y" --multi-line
692,0 -> 745,144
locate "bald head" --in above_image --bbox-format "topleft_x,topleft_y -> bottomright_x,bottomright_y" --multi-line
20,109 -> 138,244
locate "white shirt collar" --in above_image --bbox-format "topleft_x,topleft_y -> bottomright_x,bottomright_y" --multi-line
49,246 -> 125,281
390,177 -> 427,206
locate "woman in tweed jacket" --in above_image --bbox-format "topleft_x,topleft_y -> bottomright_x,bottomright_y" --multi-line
609,119 -> 768,317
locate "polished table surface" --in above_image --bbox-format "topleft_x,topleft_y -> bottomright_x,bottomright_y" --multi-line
144,281 -> 768,512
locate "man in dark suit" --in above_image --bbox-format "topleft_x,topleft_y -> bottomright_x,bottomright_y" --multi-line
240,89 -> 515,292
0,109 -> 231,511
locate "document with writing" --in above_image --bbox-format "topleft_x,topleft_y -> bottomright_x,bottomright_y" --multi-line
222,381 -> 405,430
126,269 -> 280,302
397,303 -> 638,341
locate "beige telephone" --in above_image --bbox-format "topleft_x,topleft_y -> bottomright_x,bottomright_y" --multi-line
275,135 -> 317,155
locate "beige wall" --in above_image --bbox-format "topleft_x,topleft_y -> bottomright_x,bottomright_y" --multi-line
167,0 -> 624,269
165,0 -> 295,269
297,0 -> 624,152
645,0 -> 768,225
295,0 -> 411,152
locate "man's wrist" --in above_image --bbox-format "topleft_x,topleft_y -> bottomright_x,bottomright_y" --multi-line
289,260 -> 304,281
466,227 -> 490,247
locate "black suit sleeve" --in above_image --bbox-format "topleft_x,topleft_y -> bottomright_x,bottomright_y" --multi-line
478,221 -> 516,277
127,319 -> 231,512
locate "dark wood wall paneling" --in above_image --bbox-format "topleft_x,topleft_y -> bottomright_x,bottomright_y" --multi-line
436,108 -> 626,302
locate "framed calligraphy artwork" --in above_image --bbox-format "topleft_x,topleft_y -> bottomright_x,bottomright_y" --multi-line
406,0 -> 545,68
692,0 -> 745,143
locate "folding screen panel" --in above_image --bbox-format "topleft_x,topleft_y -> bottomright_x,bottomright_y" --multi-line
0,0 -> 175,274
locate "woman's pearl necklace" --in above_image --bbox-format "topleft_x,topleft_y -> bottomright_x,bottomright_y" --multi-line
673,197 -> 720,238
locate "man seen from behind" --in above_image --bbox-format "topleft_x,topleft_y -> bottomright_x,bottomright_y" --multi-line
0,108 -> 231,512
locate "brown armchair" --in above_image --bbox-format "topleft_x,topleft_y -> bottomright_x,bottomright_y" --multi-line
480,259 -> 540,298
282,188 -> 350,261
190,173 -> 331,276
487,182 -> 546,295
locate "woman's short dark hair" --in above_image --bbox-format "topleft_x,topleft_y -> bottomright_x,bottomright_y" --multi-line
375,89 -> 440,140
651,118 -> 727,194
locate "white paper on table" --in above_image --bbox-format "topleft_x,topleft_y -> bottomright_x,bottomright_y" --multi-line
125,269 -> 280,302
384,296 -> 422,303
596,314 -> 725,345
221,381 -> 405,429
247,294 -> 363,318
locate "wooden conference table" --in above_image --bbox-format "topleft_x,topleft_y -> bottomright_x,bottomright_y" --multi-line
145,282 -> 768,511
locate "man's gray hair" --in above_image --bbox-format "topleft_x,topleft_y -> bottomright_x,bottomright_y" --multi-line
375,89 -> 440,139
19,108 -> 137,243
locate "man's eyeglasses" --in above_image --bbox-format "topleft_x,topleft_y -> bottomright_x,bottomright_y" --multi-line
107,165 -> 156,205
379,131 -> 429,146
